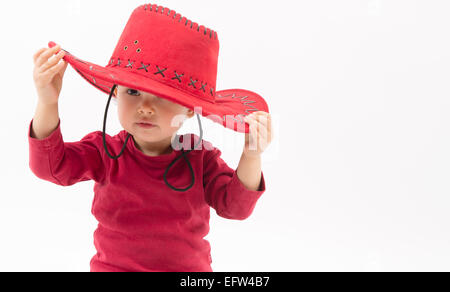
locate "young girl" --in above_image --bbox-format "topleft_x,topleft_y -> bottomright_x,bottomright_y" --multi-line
29,3 -> 272,272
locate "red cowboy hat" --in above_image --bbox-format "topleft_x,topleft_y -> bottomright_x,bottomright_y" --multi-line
49,3 -> 269,134
48,3 -> 269,192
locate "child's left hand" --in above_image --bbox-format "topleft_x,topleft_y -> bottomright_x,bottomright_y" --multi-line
243,111 -> 273,158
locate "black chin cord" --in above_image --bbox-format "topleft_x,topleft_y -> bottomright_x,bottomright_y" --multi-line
102,84 -> 203,192
102,84 -> 131,159
164,113 -> 203,192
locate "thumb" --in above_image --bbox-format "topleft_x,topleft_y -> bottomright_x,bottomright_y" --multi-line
57,60 -> 69,76
61,60 -> 69,72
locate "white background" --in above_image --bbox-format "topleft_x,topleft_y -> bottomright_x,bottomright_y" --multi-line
1,0 -> 450,272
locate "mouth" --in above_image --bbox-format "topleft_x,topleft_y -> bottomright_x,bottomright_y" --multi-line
136,122 -> 156,129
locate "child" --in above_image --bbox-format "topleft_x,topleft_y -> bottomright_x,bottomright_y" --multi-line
29,3 -> 272,272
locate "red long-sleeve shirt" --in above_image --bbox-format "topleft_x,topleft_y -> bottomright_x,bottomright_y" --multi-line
28,119 -> 266,272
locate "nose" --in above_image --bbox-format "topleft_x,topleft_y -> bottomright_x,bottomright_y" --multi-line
138,99 -> 156,115
138,107 -> 154,115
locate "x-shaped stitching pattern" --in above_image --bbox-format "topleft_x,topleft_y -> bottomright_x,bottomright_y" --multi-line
113,58 -> 122,67
188,78 -> 198,89
154,66 -> 167,77
102,57 -> 216,98
126,60 -> 134,69
200,82 -> 207,92
172,72 -> 184,83
137,62 -> 150,72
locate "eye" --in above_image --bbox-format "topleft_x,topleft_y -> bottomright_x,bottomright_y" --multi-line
127,89 -> 140,96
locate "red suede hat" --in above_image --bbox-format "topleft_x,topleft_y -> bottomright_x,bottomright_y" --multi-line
49,3 -> 269,134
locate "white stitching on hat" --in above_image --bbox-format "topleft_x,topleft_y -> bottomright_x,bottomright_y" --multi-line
75,68 -> 111,93
217,93 -> 260,114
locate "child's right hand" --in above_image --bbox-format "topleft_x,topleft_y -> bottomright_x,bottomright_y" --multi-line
33,44 -> 68,105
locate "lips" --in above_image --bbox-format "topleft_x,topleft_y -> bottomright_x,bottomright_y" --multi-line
136,121 -> 156,129
137,121 -> 156,126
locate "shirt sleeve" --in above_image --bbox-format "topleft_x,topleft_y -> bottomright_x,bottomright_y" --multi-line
203,147 -> 266,221
28,119 -> 106,186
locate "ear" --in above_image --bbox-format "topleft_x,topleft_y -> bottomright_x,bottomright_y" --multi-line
186,109 -> 195,118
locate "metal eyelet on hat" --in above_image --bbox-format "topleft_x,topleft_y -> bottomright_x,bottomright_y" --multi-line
124,46 -> 128,50
136,48 -> 141,53
134,40 -> 139,45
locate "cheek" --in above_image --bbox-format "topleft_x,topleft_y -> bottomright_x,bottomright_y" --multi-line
117,101 -> 132,121
166,111 -> 189,129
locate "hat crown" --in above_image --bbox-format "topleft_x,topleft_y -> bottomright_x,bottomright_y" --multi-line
106,4 -> 220,103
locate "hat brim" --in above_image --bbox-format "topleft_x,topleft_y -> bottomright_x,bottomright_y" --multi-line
58,46 -> 269,134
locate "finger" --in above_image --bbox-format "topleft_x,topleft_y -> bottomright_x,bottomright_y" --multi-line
248,123 -> 258,150
253,119 -> 272,144
55,60 -> 68,76
38,50 -> 66,73
254,114 -> 272,141
255,121 -> 270,141
256,128 -> 269,148
246,117 -> 268,135
246,122 -> 267,146
262,114 -> 272,141
248,121 -> 266,150
245,113 -> 270,128
59,60 -> 69,74
40,60 -> 66,79
35,44 -> 61,68
33,48 -> 47,64
249,111 -> 269,118
258,134 -> 269,150
257,124 -> 268,138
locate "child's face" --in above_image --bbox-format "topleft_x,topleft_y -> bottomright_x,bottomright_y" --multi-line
115,86 -> 194,154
